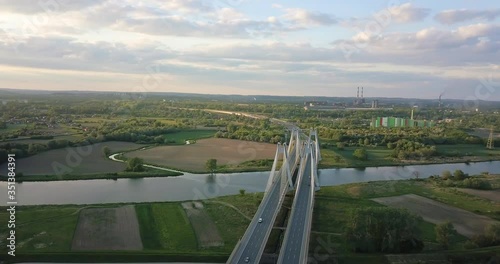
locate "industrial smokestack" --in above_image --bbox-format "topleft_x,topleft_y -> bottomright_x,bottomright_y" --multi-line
361,87 -> 364,99
357,87 -> 359,98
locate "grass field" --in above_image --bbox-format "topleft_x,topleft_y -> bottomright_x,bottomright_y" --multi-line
204,193 -> 262,252
319,144 -> 500,169
0,141 -> 145,175
0,205 -> 81,252
125,138 -> 276,172
136,203 -> 198,252
163,130 -> 216,144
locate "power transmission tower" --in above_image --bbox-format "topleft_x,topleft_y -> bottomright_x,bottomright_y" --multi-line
487,127 -> 494,149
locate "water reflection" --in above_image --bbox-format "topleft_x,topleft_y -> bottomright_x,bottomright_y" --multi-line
1,161 -> 499,205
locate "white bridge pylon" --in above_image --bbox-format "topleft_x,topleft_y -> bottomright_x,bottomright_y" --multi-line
265,128 -> 321,193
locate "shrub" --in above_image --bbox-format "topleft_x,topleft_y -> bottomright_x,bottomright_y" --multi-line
461,178 -> 492,190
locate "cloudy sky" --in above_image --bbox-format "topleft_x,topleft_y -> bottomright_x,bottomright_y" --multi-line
0,0 -> 499,100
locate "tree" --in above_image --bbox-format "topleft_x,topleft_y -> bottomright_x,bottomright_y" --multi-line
344,207 -> 423,253
102,146 -> 111,157
453,169 -> 466,180
239,189 -> 246,196
441,170 -> 452,180
353,148 -> 367,160
126,157 -> 145,172
206,158 -> 217,173
435,221 -> 456,249
364,138 -> 370,146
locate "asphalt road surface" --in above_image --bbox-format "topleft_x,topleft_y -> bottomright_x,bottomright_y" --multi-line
232,173 -> 283,264
278,153 -> 312,264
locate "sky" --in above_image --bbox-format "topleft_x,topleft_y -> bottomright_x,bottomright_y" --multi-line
0,0 -> 499,101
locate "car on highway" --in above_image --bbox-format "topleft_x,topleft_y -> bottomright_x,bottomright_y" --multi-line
258,217 -> 263,223
245,256 -> 250,262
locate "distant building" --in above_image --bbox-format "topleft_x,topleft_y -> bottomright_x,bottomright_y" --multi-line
371,117 -> 435,128
371,100 -> 379,109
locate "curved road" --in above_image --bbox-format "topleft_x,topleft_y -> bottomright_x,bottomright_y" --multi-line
108,152 -> 184,174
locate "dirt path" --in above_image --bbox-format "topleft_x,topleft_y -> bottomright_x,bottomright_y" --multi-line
457,188 -> 500,202
372,194 -> 499,238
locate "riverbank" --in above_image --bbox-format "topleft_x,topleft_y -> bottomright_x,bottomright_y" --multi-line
0,170 -> 182,182
1,176 -> 499,263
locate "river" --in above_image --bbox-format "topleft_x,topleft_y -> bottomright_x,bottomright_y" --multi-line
1,161 -> 499,205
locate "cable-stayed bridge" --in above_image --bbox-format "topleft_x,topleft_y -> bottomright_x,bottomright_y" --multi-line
227,128 -> 321,264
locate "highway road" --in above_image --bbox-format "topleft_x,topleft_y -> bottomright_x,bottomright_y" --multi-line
277,150 -> 313,264
229,168 -> 285,264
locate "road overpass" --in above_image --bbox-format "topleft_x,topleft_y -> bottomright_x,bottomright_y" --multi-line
227,129 -> 320,264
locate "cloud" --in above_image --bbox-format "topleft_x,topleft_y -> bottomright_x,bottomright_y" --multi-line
282,8 -> 337,27
386,3 -> 430,23
0,36 -> 174,73
342,3 -> 430,29
435,8 -> 500,24
0,0 -> 103,14
332,23 -> 500,67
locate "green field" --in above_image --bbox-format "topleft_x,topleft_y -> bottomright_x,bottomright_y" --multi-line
319,144 -> 500,168
136,203 -> 198,252
0,205 -> 81,252
163,130 -> 216,144
204,193 -> 262,252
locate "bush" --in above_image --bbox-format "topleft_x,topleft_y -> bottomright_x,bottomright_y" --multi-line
461,178 -> 492,190
467,223 -> 500,248
435,221 -> 456,249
